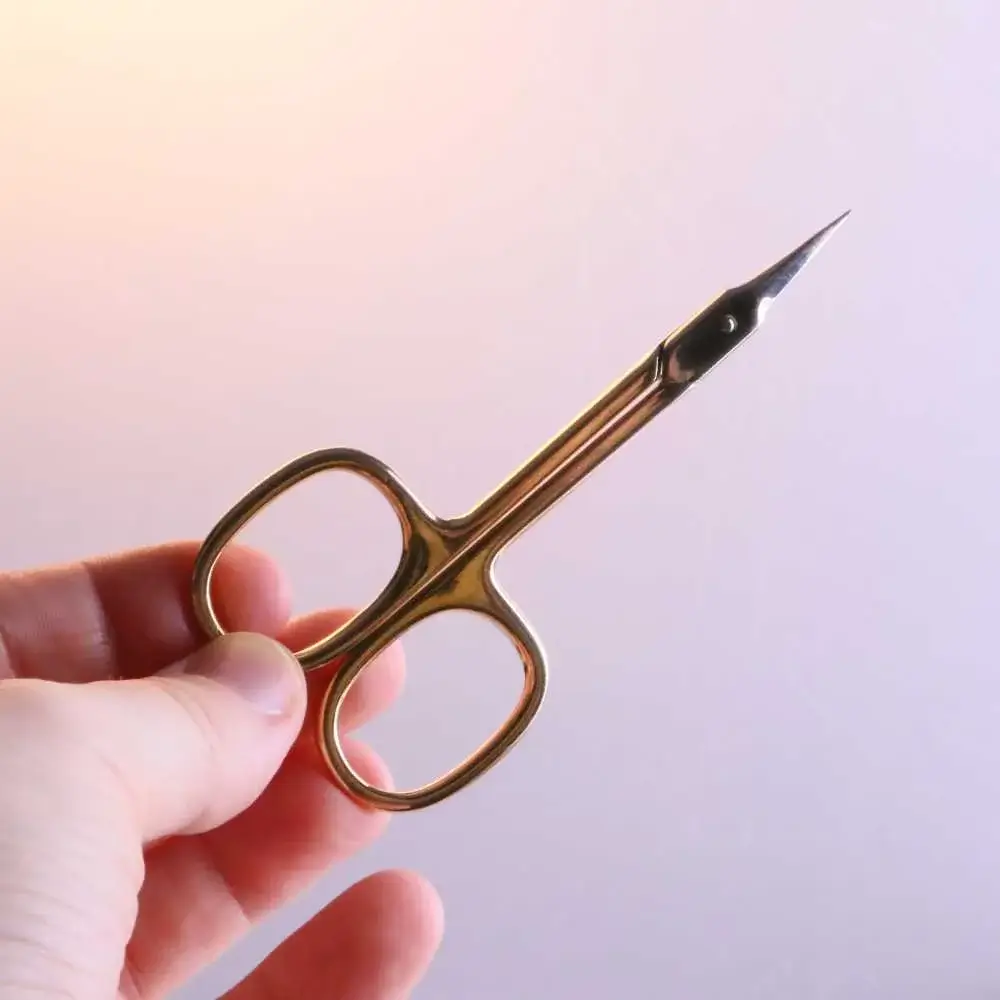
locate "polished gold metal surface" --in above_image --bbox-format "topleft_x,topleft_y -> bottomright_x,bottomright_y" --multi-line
191,213 -> 848,812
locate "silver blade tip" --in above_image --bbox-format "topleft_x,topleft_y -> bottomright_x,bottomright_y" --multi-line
747,209 -> 851,301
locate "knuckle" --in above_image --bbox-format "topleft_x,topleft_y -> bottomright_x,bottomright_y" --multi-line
149,676 -> 223,759
143,678 -> 221,809
0,679 -> 88,751
0,680 -> 134,834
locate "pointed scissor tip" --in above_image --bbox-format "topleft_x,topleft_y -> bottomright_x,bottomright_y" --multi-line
810,208 -> 852,248
658,210 -> 850,384
742,209 -> 851,308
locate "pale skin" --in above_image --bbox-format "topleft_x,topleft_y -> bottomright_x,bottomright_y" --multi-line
0,541 -> 443,999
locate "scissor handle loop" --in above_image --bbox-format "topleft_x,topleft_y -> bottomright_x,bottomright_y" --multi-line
319,580 -> 547,811
191,448 -> 431,672
191,448 -> 548,811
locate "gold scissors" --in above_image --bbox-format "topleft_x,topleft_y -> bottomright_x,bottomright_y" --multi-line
191,211 -> 849,812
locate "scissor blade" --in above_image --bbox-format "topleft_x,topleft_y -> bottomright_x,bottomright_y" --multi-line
659,210 -> 850,385
741,209 -> 851,309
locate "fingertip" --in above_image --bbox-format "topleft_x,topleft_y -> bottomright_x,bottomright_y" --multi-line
369,868 -> 445,947
98,631 -> 310,839
288,609 -> 406,730
339,637 -> 405,731
341,735 -> 396,798
191,632 -> 308,722
224,861 -> 444,999
366,637 -> 406,706
340,868 -> 445,985
206,544 -> 294,637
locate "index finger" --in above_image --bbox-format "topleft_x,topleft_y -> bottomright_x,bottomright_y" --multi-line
0,541 -> 291,682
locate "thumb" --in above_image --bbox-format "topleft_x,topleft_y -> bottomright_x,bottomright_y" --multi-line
64,632 -> 307,842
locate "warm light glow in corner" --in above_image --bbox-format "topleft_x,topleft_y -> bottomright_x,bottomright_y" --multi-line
0,3 -> 477,253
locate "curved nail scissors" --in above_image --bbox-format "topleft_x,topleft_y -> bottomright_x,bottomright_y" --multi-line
191,212 -> 849,812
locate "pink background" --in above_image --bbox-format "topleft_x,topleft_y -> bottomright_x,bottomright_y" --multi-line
2,3 -> 998,997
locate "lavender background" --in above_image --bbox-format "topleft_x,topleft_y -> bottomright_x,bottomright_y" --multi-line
2,3 -> 998,997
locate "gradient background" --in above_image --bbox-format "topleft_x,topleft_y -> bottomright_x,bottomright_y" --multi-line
2,3 -> 998,998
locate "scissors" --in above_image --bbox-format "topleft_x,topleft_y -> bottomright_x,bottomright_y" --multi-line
191,211 -> 849,812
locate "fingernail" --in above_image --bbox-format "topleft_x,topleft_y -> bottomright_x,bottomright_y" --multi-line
170,633 -> 301,717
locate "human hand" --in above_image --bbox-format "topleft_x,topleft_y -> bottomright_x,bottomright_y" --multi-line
0,541 -> 442,999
